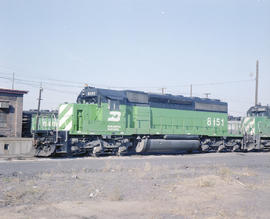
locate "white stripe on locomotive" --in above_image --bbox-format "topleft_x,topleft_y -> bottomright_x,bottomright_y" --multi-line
59,105 -> 73,130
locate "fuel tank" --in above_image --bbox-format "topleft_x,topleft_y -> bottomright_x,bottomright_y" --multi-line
135,138 -> 200,154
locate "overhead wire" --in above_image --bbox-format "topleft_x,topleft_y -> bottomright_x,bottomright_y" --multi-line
0,69 -> 258,110
0,70 -> 255,90
0,69 -> 258,114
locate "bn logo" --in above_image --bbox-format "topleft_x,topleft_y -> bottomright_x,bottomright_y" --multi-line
108,111 -> 121,122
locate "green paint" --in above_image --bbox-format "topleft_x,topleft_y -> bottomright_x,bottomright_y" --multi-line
242,116 -> 270,137
35,102 -> 270,139
58,102 -> 228,137
31,113 -> 58,131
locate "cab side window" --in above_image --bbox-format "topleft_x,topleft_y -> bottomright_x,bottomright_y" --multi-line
108,100 -> 120,111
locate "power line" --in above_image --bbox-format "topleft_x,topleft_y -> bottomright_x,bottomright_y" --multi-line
42,87 -> 79,95
0,70 -> 255,90
0,73 -> 256,100
192,79 -> 255,87
0,75 -> 79,93
0,73 -> 81,88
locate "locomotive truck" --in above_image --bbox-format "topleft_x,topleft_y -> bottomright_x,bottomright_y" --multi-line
32,86 -> 270,157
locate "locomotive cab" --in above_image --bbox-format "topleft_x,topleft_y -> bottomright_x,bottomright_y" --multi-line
247,105 -> 270,118
242,105 -> 270,150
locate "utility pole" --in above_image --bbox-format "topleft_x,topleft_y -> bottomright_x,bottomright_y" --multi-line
35,83 -> 43,132
161,88 -> 166,95
190,84 -> 192,97
204,93 -> 211,98
12,72 -> 14,89
255,60 -> 259,106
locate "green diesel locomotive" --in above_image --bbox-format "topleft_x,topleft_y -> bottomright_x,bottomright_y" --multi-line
33,87 -> 270,156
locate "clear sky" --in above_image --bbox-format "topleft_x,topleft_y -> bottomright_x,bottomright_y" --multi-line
0,0 -> 269,116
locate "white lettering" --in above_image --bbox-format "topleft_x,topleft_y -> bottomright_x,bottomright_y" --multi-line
207,117 -> 224,127
107,125 -> 121,131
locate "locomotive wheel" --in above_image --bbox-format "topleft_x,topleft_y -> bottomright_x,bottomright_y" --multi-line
232,144 -> 240,152
217,144 -> 225,152
200,144 -> 210,152
92,146 -> 103,157
35,144 -> 56,157
246,142 -> 256,151
117,146 -> 127,156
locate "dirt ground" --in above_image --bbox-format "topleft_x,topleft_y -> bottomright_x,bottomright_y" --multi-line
0,153 -> 270,218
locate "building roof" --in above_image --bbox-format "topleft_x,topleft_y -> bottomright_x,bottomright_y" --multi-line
0,88 -> 28,95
